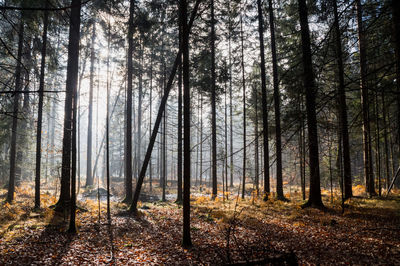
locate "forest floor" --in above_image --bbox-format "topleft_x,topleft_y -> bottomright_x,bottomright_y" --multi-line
0,183 -> 400,265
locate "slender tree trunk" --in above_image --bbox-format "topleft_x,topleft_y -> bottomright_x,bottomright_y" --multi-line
225,80 -> 229,198
177,28 -> 183,202
195,93 -> 200,187
392,0 -> 400,161
374,91 -> 381,196
328,130 -> 333,203
58,0 -> 81,213
149,43 -> 153,192
181,0 -> 192,248
7,12 -> 24,204
124,0 -> 134,203
299,96 -> 306,200
356,0 -> 375,196
268,0 -> 285,200
240,16 -> 247,199
333,0 -> 352,199
211,0 -> 217,199
382,90 -> 390,189
298,0 -> 323,208
229,2 -> 234,188
137,38 -> 144,187
35,6 -> 49,209
68,23 -> 80,232
200,94 -> 203,188
86,21 -> 96,187
257,0 -> 270,199
254,85 -> 259,196
106,12 -> 111,221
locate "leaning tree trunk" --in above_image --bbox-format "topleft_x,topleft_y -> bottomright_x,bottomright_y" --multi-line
128,0 -> 201,215
333,0 -> 352,199
298,0 -> 324,208
35,6 -> 49,209
256,0 -> 270,199
7,12 -> 24,204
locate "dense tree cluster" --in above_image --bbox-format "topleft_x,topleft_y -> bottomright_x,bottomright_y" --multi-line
0,0 -> 399,246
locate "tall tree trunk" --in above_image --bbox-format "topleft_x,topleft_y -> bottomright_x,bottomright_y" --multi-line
7,12 -> 24,204
16,36 -> 32,184
392,0 -> 400,160
240,16 -> 247,199
211,0 -> 217,199
200,94 -> 203,188
177,27 -> 183,202
268,0 -> 285,201
106,11 -> 111,221
298,0 -> 323,208
229,1 -> 234,188
35,6 -> 49,209
124,0 -> 134,203
299,96 -> 306,200
254,85 -> 259,196
137,38 -> 144,188
86,21 -> 96,187
68,20 -> 80,232
57,0 -> 81,212
195,93 -> 200,187
225,79 -> 229,198
382,90 -> 390,189
333,0 -> 352,199
374,90 -> 381,196
149,42 -> 153,192
356,0 -> 375,196
256,0 -> 270,199
181,0 -> 192,248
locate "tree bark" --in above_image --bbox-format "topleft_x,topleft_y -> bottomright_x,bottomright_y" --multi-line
256,0 -> 270,199
298,0 -> 324,208
57,0 -> 81,212
35,6 -> 49,209
123,0 -> 134,203
333,0 -> 352,199
211,0 -> 217,199
391,0 -> 400,160
229,1 -> 234,188
86,21 -> 96,187
240,16 -> 246,200
7,12 -> 24,204
177,23 -> 183,202
381,90 -> 390,189
356,0 -> 375,196
268,0 -> 285,201
181,0 -> 192,248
